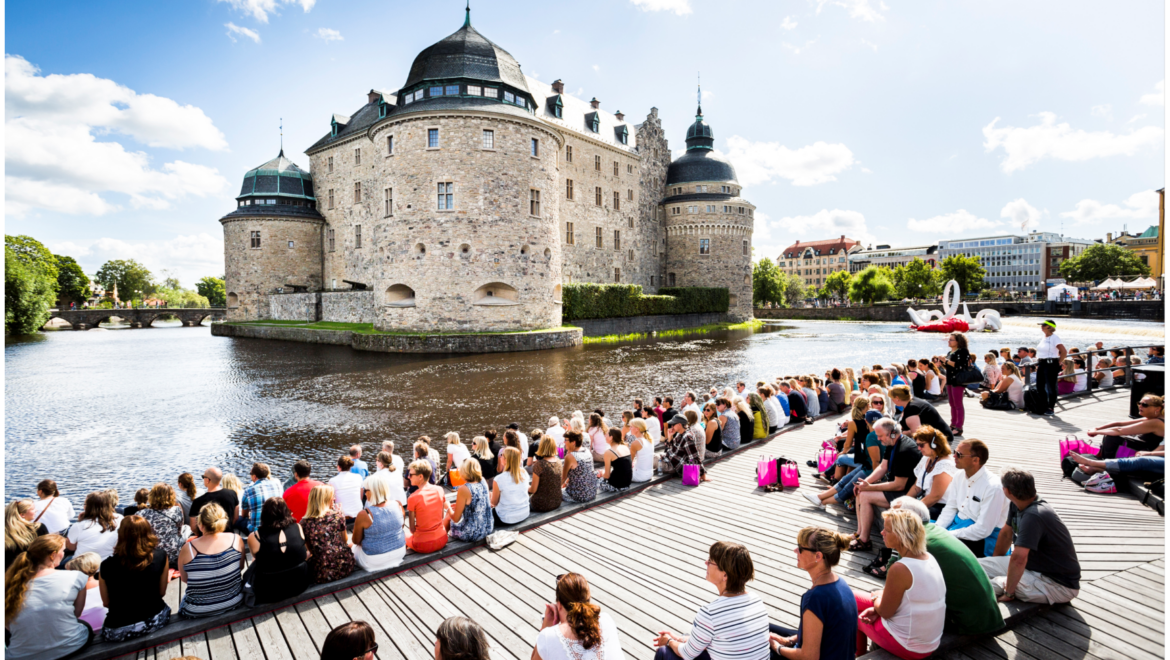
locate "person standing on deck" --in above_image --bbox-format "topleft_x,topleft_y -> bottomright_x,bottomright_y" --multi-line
1035,320 -> 1067,417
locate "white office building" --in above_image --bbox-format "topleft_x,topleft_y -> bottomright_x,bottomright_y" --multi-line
938,232 -> 1063,293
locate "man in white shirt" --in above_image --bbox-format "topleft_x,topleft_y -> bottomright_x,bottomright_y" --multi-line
681,392 -> 702,418
328,456 -> 365,520
641,407 -> 663,443
545,416 -> 566,449
936,439 -> 1009,558
1035,320 -> 1067,416
507,423 -> 528,446
380,440 -> 406,474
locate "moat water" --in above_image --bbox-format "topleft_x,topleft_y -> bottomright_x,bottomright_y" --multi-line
5,316 -> 1163,503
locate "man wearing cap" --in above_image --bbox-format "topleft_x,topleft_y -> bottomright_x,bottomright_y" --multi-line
1036,320 -> 1067,416
657,414 -> 708,481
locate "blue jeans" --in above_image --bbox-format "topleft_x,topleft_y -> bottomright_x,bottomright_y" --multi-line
835,466 -> 869,503
834,454 -> 857,468
948,516 -> 1001,558
1106,456 -> 1165,473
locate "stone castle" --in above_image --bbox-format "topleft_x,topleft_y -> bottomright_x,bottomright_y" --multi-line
220,8 -> 755,332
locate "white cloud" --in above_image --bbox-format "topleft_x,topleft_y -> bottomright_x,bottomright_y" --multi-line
861,39 -> 879,52
627,0 -> 692,15
776,209 -> 875,246
982,111 -> 1163,173
216,0 -> 315,23
781,16 -> 798,30
48,233 -> 225,288
1090,104 -> 1112,120
701,89 -> 713,101
1059,190 -> 1159,226
1140,80 -> 1164,106
1000,198 -> 1044,231
816,0 -> 886,22
314,27 -> 343,42
225,22 -> 261,43
5,55 -> 229,218
592,64 -> 600,72
1128,114 -> 1148,123
907,210 -> 1001,234
724,135 -> 855,187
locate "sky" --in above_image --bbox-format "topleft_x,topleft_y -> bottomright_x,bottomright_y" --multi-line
4,0 -> 1165,286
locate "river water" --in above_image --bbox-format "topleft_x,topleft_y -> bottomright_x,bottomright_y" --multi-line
5,316 -> 1163,503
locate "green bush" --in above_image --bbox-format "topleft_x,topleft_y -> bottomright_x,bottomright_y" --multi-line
562,284 -> 729,321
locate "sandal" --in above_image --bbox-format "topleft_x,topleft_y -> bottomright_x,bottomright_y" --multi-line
848,538 -> 873,552
764,483 -> 784,493
864,563 -> 889,579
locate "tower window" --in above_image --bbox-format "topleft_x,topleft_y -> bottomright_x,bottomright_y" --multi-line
614,268 -> 621,282
628,189 -> 633,201
565,145 -> 573,162
387,135 -> 394,155
482,130 -> 494,149
483,87 -> 499,98
504,91 -> 515,103
531,138 -> 539,157
627,249 -> 633,262
354,148 -> 361,165
614,230 -> 621,251
595,187 -> 602,206
250,231 -> 261,249
614,191 -> 620,211
467,85 -> 481,96
566,179 -> 574,200
650,275 -> 655,286
355,224 -> 362,249
743,240 -> 749,256
739,206 -> 745,214
328,228 -> 335,252
566,222 -> 575,245
529,189 -> 541,216
354,182 -> 361,203
428,128 -> 439,148
668,272 -> 676,286
446,85 -> 459,96
328,189 -> 334,209
707,205 -> 716,212
594,155 -> 601,171
613,161 -> 618,176
385,188 -> 393,216
429,86 -> 443,96
595,227 -> 603,248
628,164 -> 633,173
437,182 -> 453,210
327,156 -> 333,173
700,238 -> 710,255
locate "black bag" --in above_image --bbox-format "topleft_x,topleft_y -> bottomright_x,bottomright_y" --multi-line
981,391 -> 1016,411
952,364 -> 984,385
1023,387 -> 1046,415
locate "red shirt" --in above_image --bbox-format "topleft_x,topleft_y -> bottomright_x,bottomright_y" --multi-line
282,479 -> 322,522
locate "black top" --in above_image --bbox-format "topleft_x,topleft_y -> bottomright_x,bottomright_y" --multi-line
738,411 -> 753,446
787,392 -> 808,418
911,372 -> 927,398
606,453 -> 633,489
706,420 -> 724,454
850,418 -> 872,467
5,523 -> 48,569
945,348 -> 971,381
900,398 -> 954,443
883,436 -> 923,486
252,524 -> 310,604
190,489 -> 239,526
475,455 -> 499,481
1007,498 -> 1081,589
100,548 -> 168,628
661,408 -> 680,425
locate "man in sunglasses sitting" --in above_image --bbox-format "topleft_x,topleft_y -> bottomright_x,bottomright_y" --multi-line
935,439 -> 1009,558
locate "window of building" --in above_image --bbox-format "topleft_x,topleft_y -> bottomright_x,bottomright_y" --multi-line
250,230 -> 261,248
700,238 -> 710,255
566,179 -> 574,200
437,182 -> 453,210
355,225 -> 362,249
613,161 -> 619,176
614,191 -> 620,211
566,222 -> 575,245
484,87 -> 499,98
429,86 -> 444,97
566,145 -> 573,162
650,275 -> 655,286
531,138 -> 539,157
385,188 -> 393,216
482,130 -> 494,149
614,268 -> 621,282
628,164 -> 634,173
327,156 -> 334,173
627,248 -> 633,262
743,240 -> 749,256
738,206 -> 745,214
445,84 -> 459,96
328,228 -> 335,252
628,216 -> 634,228
355,148 -> 361,165
627,189 -> 633,201
428,128 -> 439,148
706,205 -> 715,212
467,85 -> 481,96
668,272 -> 676,286
386,135 -> 394,155
654,239 -> 659,256
614,230 -> 621,251
595,186 -> 602,206
594,155 -> 601,171
530,189 -> 541,216
595,227 -> 603,248
688,205 -> 697,214
328,189 -> 334,209
672,207 -> 680,215
354,182 -> 362,203
504,91 -> 515,103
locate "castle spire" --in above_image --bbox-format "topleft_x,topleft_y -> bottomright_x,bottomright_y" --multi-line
279,117 -> 284,157
464,0 -> 471,27
696,73 -> 702,118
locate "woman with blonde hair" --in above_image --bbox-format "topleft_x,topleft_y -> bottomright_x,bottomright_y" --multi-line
446,460 -> 494,541
139,483 -> 188,569
769,526 -> 857,660
66,491 -> 123,562
352,476 -> 406,571
529,435 -> 563,513
5,534 -> 93,659
178,503 -> 244,618
855,509 -> 945,659
444,432 -> 471,486
982,361 -> 1025,409
629,418 -> 656,483
301,485 -> 355,583
373,450 -> 407,507
6,499 -> 48,570
733,396 -> 755,448
1057,357 -> 1078,395
65,552 -> 105,633
491,446 -> 531,525
534,572 -> 623,660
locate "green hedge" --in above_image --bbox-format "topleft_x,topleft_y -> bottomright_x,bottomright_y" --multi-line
561,284 -> 729,321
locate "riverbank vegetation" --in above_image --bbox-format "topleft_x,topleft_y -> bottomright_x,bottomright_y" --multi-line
581,318 -> 765,344
560,283 -> 728,321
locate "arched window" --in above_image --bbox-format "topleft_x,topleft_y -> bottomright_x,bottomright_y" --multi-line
553,284 -> 563,303
227,293 -> 239,308
385,284 -> 416,307
473,282 -> 520,305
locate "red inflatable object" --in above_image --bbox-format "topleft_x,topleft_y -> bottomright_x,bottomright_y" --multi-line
912,317 -> 969,333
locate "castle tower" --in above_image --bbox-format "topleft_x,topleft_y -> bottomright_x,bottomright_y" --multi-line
662,103 -> 754,320
219,151 -> 324,320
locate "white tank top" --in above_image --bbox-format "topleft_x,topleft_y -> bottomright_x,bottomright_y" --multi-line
631,433 -> 655,481
883,555 -> 946,654
925,371 -> 941,395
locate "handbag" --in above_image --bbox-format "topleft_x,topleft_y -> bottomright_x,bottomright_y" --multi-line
32,497 -> 55,524
817,448 -> 838,474
682,464 -> 701,487
1059,436 -> 1099,461
780,462 -> 800,488
757,455 -> 778,487
952,364 -> 984,385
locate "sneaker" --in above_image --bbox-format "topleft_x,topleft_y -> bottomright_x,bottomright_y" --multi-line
844,498 -> 856,511
807,460 -> 819,468
1085,478 -> 1117,494
1044,410 -> 1055,416
802,491 -> 826,509
1083,471 -> 1110,487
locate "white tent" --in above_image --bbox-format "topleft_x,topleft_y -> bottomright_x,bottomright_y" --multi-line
1093,278 -> 1120,290
1047,284 -> 1080,301
1122,277 -> 1157,289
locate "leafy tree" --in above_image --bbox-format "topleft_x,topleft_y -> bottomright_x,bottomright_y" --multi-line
159,270 -> 182,291
893,258 -> 942,300
783,273 -> 807,307
153,287 -> 210,308
53,255 -> 91,305
752,258 -> 786,307
6,235 -> 59,281
95,259 -> 155,301
1059,243 -> 1151,283
197,276 -> 227,307
823,270 -> 852,301
5,245 -> 57,335
848,266 -> 895,304
938,254 -> 987,294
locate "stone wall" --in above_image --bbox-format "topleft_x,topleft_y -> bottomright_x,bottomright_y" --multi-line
635,110 -> 670,292
211,322 -> 353,345
663,185 -> 755,321
269,293 -> 320,321
221,216 -> 323,321
321,291 -> 375,323
573,312 -> 731,337
212,322 -> 582,353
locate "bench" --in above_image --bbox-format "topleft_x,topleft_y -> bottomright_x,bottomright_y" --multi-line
859,600 -> 1045,659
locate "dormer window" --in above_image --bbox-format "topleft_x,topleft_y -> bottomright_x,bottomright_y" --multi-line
586,112 -> 600,133
615,125 -> 628,144
331,120 -> 340,137
504,91 -> 515,104
429,86 -> 444,97
446,85 -> 459,96
549,95 -> 563,118
467,85 -> 481,96
484,87 -> 499,99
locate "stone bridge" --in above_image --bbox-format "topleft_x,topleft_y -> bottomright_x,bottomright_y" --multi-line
48,308 -> 227,330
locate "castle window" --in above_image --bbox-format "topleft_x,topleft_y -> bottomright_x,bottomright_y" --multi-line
428,128 -> 440,148
743,240 -> 749,256
529,189 -> 541,216
739,206 -> 745,214
688,206 -> 697,214
627,249 -> 633,262
482,130 -> 494,149
566,179 -> 574,200
328,189 -> 334,209
595,187 -> 602,206
724,205 -> 730,213
613,161 -> 619,176
668,272 -> 676,286
531,138 -> 539,157
387,136 -> 394,155
355,225 -> 362,249
650,275 -> 655,286
700,239 -> 710,255
566,145 -> 572,162
614,268 -> 621,282
446,85 -> 459,96
355,148 -> 361,165
328,156 -> 333,173
566,222 -> 575,245
328,228 -> 335,252
429,86 -> 443,96
250,231 -> 261,248
614,230 -> 621,251
672,207 -> 680,215
385,188 -> 393,216
617,127 -> 628,144
614,191 -> 620,211
628,216 -> 634,228
595,227 -> 603,248
628,189 -> 633,201
628,164 -> 633,173
437,182 -> 453,210
354,182 -> 361,203
467,85 -> 481,96
403,91 -> 414,104
504,91 -> 515,103
653,239 -> 659,256
594,155 -> 601,171
484,87 -> 499,98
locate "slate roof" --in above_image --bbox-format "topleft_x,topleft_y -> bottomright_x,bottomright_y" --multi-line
238,151 -> 316,201
403,22 -> 528,92
666,108 -> 735,185
781,237 -> 861,259
219,202 -> 324,224
525,77 -> 637,153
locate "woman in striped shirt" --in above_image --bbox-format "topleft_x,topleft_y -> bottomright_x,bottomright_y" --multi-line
177,503 -> 244,618
653,541 -> 771,660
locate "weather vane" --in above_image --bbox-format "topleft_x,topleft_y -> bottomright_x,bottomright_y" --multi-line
279,118 -> 283,155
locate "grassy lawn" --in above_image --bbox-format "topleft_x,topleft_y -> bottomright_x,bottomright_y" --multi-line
583,318 -> 765,344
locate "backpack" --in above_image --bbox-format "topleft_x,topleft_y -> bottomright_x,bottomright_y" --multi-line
1023,387 -> 1046,415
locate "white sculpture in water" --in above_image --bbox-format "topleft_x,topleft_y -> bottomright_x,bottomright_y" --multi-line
907,280 -> 1002,333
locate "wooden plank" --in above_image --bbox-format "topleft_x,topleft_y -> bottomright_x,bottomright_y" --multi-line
333,586 -> 407,660
250,611 -> 295,660
180,634 -> 211,660
228,617 -> 268,660
205,623 -> 238,660
293,599 -> 334,651
412,561 -> 525,660
1028,607 -> 1162,660
273,605 -> 321,660
349,582 -> 433,660
153,639 -> 183,660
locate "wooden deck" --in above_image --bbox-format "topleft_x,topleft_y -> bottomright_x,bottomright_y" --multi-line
115,389 -> 1163,660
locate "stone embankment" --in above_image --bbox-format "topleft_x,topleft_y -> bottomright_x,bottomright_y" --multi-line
212,322 -> 582,354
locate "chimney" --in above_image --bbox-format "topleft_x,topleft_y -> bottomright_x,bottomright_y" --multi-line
551,79 -> 564,94
840,234 -> 845,241
1107,232 -> 1113,242
615,110 -> 625,121
590,97 -> 600,109
794,240 -> 800,245
368,90 -> 381,104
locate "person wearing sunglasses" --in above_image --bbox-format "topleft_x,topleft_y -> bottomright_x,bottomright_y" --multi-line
534,573 -> 622,660
769,527 -> 857,660
1082,394 -> 1164,462
934,440 -> 1008,559
653,541 -> 769,660
319,621 -> 378,660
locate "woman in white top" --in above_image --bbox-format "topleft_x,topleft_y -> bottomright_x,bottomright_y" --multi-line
586,413 -> 609,464
1094,358 -> 1115,387
490,447 -> 530,525
922,360 -> 942,400
31,480 -> 75,535
5,535 -> 93,660
629,418 -> 656,482
66,492 -> 122,562
444,432 -> 471,479
374,451 -> 407,507
857,509 -> 946,658
981,361 -> 1025,409
533,572 -> 623,660
327,456 -> 364,519
641,407 -> 663,443
906,426 -> 955,521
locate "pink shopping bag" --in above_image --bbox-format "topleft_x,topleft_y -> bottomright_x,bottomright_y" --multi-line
1059,437 -> 1078,461
1116,444 -> 1137,459
780,462 -> 800,488
817,448 -> 838,474
557,446 -> 566,459
682,464 -> 701,487
757,455 -> 778,487
822,439 -> 836,451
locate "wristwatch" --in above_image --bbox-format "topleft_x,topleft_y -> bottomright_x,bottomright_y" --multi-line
1004,591 -> 1016,600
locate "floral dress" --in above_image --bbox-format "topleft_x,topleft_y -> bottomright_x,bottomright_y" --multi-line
140,506 -> 186,567
563,448 -> 599,503
450,481 -> 494,542
302,510 -> 356,583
